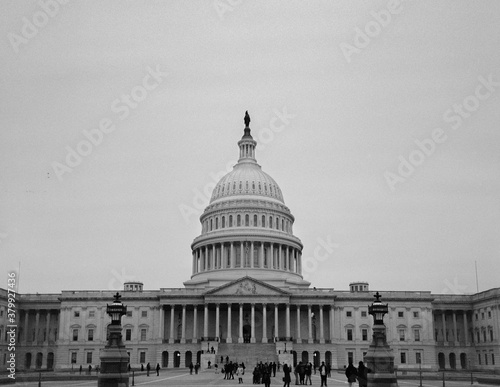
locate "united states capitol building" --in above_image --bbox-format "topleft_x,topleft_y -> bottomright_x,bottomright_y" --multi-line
1,115 -> 499,373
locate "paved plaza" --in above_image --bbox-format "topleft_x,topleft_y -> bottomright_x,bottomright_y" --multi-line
11,369 -> 497,387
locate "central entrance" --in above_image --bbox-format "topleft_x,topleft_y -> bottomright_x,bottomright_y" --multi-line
243,324 -> 251,343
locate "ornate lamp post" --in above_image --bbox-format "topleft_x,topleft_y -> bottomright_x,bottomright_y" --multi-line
364,292 -> 398,387
98,292 -> 130,387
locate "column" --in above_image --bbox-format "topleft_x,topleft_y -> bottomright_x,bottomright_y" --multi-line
463,311 -> 468,345
193,305 -> 198,343
231,242 -> 235,268
35,311 -> 40,342
274,304 -> 279,340
239,304 -> 243,343
221,243 -> 225,269
181,305 -> 186,343
192,251 -> 196,274
262,304 -> 268,343
215,304 -> 220,341
296,306 -> 301,342
286,304 -> 290,338
227,304 -> 232,343
204,304 -> 209,339
200,248 -> 205,271
169,306 -> 175,343
453,311 -> 458,342
279,245 -> 282,270
298,251 -> 302,274
250,242 -> 254,268
308,305 -> 313,343
45,311 -> 51,343
251,304 -> 256,343
329,306 -> 335,342
259,242 -> 264,268
240,242 -> 244,268
159,307 -> 165,342
441,311 -> 446,342
319,305 -> 325,343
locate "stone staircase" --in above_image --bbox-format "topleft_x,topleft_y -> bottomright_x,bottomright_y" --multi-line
217,343 -> 278,367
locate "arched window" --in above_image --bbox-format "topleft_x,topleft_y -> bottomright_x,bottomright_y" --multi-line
245,214 -> 249,226
229,215 -> 233,227
262,215 -> 266,227
222,216 -> 225,228
282,219 -> 285,231
210,219 -> 213,231
276,217 -> 279,230
237,215 -> 241,227
215,218 -> 219,229
269,216 -> 273,228
254,214 -> 258,226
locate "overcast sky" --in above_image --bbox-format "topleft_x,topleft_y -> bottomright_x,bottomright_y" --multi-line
1,0 -> 499,295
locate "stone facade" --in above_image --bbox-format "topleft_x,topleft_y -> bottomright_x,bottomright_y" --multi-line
1,118 -> 499,373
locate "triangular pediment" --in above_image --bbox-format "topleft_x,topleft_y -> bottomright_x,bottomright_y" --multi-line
205,276 -> 289,297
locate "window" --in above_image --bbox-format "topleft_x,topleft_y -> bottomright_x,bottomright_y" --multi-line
262,215 -> 265,227
476,331 -> 480,343
399,329 -> 405,341
361,311 -> 367,317
237,215 -> 241,226
414,329 -> 420,342
485,354 -> 488,365
398,311 -> 404,318
88,329 -> 94,341
222,216 -> 225,228
478,353 -> 481,365
229,215 -> 233,227
71,352 -> 77,364
86,352 -> 92,364
492,354 -> 495,365
362,329 -> 368,341
215,218 -> 218,229
245,214 -> 249,226
269,216 -> 272,228
125,329 -> 132,341
416,352 -> 422,364
126,311 -> 132,317
140,352 -> 146,364
88,310 -> 95,318
72,329 -> 78,341
347,352 -> 354,364
347,329 -> 353,341
74,311 -> 80,318
346,311 -> 352,317
140,329 -> 147,341
488,310 -> 492,318
400,352 -> 407,364
482,312 -> 485,320
490,330 -> 494,342
413,311 -> 419,318
254,214 -> 257,226
475,314 -> 478,321
141,311 -> 148,318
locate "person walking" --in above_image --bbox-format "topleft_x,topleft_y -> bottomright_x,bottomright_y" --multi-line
357,361 -> 371,387
345,361 -> 358,387
305,362 -> 312,385
318,361 -> 327,387
156,363 -> 160,376
283,363 -> 292,387
146,362 -> 151,377
262,364 -> 271,387
189,362 -> 194,375
237,363 -> 244,384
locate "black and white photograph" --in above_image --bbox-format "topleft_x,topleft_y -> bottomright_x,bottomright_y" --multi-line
1,1 -> 499,385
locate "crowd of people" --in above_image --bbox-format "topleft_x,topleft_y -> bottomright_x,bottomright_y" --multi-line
345,361 -> 371,387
